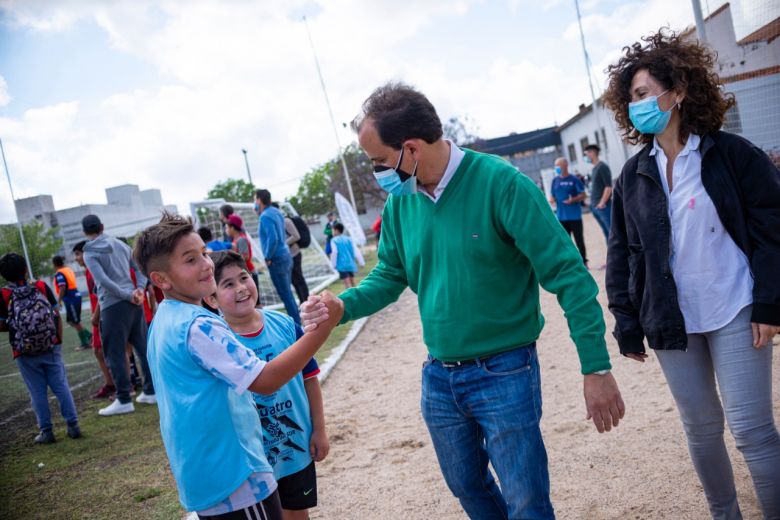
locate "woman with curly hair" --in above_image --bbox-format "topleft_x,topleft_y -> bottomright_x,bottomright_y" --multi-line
603,29 -> 780,519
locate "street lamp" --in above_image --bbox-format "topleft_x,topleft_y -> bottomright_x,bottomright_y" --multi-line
241,148 -> 254,188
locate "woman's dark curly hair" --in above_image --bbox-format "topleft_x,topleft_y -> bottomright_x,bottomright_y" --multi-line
603,28 -> 734,145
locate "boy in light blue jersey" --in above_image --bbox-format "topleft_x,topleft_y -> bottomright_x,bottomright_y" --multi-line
206,251 -> 328,520
132,214 -> 339,520
329,223 -> 364,289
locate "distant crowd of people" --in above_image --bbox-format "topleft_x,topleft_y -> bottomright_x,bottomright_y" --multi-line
1,28 -> 778,520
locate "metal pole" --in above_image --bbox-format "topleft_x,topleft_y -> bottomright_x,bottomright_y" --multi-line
691,0 -> 708,42
302,15 -> 358,214
241,148 -> 254,188
0,137 -> 35,279
574,0 -> 610,164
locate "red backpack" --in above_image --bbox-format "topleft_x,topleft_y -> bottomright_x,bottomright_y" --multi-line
1,281 -> 58,356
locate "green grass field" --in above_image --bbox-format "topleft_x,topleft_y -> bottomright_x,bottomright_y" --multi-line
0,246 -> 378,519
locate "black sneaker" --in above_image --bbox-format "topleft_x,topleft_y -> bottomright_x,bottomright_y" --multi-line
34,430 -> 56,444
67,424 -> 82,439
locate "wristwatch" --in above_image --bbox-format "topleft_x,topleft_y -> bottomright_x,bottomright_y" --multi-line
591,369 -> 610,376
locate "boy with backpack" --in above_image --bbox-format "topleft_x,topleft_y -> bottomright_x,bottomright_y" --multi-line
284,213 -> 310,303
0,252 -> 81,444
329,223 -> 364,289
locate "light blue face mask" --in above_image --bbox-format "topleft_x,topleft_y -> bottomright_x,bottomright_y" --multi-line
554,166 -> 562,176
373,147 -> 418,196
583,156 -> 592,165
629,89 -> 675,135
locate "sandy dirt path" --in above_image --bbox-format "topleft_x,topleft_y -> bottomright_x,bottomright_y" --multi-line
312,214 -> 779,519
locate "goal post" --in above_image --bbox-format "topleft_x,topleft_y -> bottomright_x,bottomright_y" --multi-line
190,199 -> 338,309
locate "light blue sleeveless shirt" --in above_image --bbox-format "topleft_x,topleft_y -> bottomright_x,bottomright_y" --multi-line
238,310 -> 313,479
332,235 -> 357,273
147,300 -> 272,511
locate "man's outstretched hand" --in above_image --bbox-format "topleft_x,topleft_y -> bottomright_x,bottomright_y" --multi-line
300,292 -> 344,332
583,372 -> 625,433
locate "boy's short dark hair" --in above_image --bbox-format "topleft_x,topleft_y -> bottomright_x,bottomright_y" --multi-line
52,255 -> 65,267
255,189 -> 271,206
82,214 -> 103,234
333,222 -> 345,234
219,204 -> 234,218
133,213 -> 194,277
584,144 -> 600,153
351,82 -> 443,149
210,250 -> 247,285
0,253 -> 27,283
72,240 -> 87,253
197,226 -> 214,243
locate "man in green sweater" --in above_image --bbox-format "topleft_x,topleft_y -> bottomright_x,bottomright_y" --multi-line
302,82 -> 625,519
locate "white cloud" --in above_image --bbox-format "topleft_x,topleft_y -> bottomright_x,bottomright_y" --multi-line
0,0 -> 706,224
0,76 -> 9,107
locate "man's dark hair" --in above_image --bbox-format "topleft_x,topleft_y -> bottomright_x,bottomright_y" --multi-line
351,82 -> 443,149
52,256 -> 65,268
219,204 -> 234,218
0,253 -> 27,283
210,250 -> 247,285
197,226 -> 214,243
255,189 -> 271,206
333,222 -> 345,234
133,212 -> 194,277
584,144 -> 600,153
72,240 -> 87,253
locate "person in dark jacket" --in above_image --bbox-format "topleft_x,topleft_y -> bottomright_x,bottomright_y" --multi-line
603,30 -> 780,519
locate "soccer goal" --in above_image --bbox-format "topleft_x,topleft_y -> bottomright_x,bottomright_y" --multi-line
190,199 -> 338,309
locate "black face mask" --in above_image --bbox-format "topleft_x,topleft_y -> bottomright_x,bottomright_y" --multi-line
373,147 -> 416,182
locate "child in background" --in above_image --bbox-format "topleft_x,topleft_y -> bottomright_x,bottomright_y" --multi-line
0,253 -> 81,444
73,241 -> 115,399
52,255 -> 91,350
133,214 -> 339,519
206,251 -> 328,519
198,226 -> 232,252
329,223 -> 364,289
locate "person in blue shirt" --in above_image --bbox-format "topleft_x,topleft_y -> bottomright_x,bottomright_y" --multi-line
206,251 -> 328,519
549,157 -> 588,267
132,213 -> 339,518
197,226 -> 232,252
329,223 -> 365,289
254,189 -> 301,325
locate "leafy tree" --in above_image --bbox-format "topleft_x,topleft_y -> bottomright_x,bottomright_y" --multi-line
443,115 -> 480,147
207,178 -> 255,203
0,221 -> 64,278
288,143 -> 387,218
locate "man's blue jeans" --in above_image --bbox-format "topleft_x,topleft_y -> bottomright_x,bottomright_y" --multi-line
421,344 -> 554,519
591,201 -> 611,241
16,345 -> 78,432
267,254 -> 301,325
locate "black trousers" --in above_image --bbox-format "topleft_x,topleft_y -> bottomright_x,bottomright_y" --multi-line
100,300 -> 154,403
560,219 -> 588,265
291,252 -> 309,303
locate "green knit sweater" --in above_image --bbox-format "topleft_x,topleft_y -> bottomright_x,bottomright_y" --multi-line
339,149 -> 611,374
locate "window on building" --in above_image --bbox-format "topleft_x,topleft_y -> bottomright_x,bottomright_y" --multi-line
594,131 -> 600,148
568,143 -> 577,163
601,128 -> 608,150
723,101 -> 743,134
579,137 -> 590,156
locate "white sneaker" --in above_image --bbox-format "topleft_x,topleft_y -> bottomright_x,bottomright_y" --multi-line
98,399 -> 135,416
135,392 -> 157,405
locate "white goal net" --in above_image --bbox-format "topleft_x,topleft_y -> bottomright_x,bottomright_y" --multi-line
190,199 -> 338,309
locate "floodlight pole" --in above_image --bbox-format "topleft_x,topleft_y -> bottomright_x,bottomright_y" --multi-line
241,148 -> 254,188
691,0 -> 708,42
302,15 -> 358,214
574,0 -> 610,164
0,137 -> 35,279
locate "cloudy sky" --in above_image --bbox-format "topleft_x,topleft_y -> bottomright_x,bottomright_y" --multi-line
0,0 -> 735,223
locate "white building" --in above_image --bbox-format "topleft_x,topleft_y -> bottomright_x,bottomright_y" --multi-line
557,2 -> 779,180
15,184 -> 177,258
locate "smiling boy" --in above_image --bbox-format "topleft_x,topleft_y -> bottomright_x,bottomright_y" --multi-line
205,251 -> 328,520
133,214 -> 339,519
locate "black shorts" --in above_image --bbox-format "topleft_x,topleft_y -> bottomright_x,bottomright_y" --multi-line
277,462 -> 317,510
197,490 -> 283,519
63,299 -> 82,324
338,271 -> 354,280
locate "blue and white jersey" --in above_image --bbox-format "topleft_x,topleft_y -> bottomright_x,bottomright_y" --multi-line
237,309 -> 319,480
